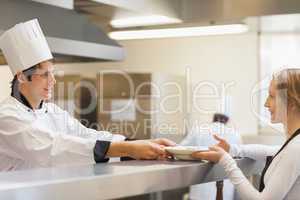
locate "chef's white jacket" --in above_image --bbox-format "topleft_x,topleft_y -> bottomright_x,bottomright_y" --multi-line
0,96 -> 124,171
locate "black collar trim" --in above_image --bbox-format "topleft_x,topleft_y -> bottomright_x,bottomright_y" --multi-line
12,92 -> 43,110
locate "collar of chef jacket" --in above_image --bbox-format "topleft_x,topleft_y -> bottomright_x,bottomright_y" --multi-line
10,94 -> 48,114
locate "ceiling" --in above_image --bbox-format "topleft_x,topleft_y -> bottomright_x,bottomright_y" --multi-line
73,0 -> 300,34
2,0 -> 300,65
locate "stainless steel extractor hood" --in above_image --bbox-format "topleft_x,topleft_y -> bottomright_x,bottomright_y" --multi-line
0,0 -> 125,62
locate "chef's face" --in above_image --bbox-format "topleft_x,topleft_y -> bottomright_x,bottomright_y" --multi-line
29,61 -> 56,100
264,79 -> 286,123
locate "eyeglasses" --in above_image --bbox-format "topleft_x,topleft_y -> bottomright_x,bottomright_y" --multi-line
32,70 -> 57,79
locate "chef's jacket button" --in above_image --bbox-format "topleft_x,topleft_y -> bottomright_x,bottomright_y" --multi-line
27,109 -> 30,112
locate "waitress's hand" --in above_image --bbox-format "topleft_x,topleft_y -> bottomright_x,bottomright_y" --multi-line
191,146 -> 226,163
191,134 -> 230,163
213,134 -> 230,153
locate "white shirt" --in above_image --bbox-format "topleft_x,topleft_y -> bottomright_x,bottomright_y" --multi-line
0,96 -> 124,171
220,136 -> 300,200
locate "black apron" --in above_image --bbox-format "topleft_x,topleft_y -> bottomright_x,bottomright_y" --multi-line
259,128 -> 300,192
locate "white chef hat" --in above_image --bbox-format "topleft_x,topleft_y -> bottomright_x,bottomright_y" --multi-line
0,19 -> 53,75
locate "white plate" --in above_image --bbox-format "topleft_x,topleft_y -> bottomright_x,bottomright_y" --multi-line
165,146 -> 209,155
171,154 -> 210,161
165,146 -> 209,161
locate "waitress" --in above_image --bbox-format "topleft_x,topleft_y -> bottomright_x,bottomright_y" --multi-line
0,19 -> 175,171
193,68 -> 300,199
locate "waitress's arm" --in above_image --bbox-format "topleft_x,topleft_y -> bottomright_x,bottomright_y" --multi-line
229,144 -> 280,160
219,144 -> 300,200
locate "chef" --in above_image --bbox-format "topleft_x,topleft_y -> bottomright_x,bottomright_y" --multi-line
0,19 -> 175,171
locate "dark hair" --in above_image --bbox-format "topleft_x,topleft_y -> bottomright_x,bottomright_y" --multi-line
213,113 -> 229,124
11,65 -> 39,97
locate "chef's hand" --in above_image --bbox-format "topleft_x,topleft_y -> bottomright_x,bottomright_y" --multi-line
150,138 -> 177,147
191,146 -> 226,163
127,138 -> 176,160
150,138 -> 176,160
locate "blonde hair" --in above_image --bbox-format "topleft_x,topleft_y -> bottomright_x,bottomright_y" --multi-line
274,68 -> 300,111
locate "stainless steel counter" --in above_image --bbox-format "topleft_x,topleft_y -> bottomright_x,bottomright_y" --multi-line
0,158 -> 264,200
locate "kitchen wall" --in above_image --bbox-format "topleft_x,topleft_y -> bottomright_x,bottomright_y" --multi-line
57,33 -> 259,136
0,32 -> 259,135
0,66 -> 13,101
